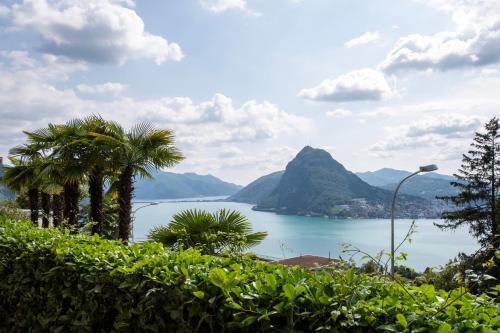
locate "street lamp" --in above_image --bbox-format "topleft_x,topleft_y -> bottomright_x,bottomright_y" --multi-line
131,202 -> 159,243
390,164 -> 438,280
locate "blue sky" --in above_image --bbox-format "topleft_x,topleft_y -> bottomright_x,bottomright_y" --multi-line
0,0 -> 499,184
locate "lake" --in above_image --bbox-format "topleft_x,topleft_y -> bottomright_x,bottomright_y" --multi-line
132,198 -> 478,271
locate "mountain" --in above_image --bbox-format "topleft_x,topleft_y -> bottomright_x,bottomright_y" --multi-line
356,168 -> 413,187
0,158 -> 15,201
357,168 -> 457,200
134,171 -> 242,200
231,146 -> 441,218
229,171 -> 284,204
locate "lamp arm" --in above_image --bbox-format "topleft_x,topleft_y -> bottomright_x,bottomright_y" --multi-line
391,171 -> 421,213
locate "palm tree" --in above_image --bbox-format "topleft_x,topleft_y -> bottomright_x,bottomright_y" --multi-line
92,122 -> 183,243
52,193 -> 64,227
81,116 -> 122,234
40,191 -> 51,228
2,157 -> 41,225
148,209 -> 267,255
37,159 -> 65,228
7,143 -> 63,228
25,122 -> 87,226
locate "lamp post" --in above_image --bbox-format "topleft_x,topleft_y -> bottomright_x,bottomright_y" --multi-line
390,164 -> 438,280
131,202 -> 159,243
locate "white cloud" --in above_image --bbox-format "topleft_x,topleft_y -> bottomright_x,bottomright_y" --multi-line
149,94 -> 310,145
0,51 -> 88,80
380,1 -> 500,73
0,4 -> 9,17
298,68 -> 394,102
76,82 -> 128,95
199,0 -> 256,14
326,108 -> 352,118
218,146 -> 244,158
369,114 -> 485,155
345,31 -> 380,48
360,98 -> 500,118
9,0 -> 183,65
0,51 -> 309,160
405,114 -> 482,138
423,0 -> 500,27
180,145 -> 296,179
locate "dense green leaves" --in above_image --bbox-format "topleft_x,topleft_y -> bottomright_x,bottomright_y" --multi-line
147,209 -> 267,255
0,216 -> 498,332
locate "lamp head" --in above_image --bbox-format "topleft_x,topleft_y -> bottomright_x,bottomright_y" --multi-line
419,164 -> 438,172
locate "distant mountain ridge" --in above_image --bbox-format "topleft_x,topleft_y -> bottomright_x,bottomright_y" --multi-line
229,171 -> 284,204
356,168 -> 457,200
0,159 -> 15,201
134,170 -> 242,200
230,147 -> 443,218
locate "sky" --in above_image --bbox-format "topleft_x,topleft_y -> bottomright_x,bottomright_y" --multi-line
0,0 -> 499,185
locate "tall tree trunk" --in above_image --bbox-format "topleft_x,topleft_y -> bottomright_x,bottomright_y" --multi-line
28,187 -> 39,226
64,182 -> 79,226
89,170 -> 104,235
118,165 -> 134,244
491,137 -> 497,247
41,192 -> 51,228
52,194 -> 64,227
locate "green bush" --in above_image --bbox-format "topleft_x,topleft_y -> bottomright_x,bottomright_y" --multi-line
0,215 -> 499,332
0,200 -> 29,221
416,251 -> 500,293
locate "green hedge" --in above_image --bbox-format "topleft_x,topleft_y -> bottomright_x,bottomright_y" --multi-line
0,216 -> 498,332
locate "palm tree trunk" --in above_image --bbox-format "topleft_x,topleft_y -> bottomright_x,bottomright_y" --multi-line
89,170 -> 104,235
64,182 -> 79,226
118,165 -> 134,244
28,187 -> 39,226
52,194 -> 64,227
41,192 -> 51,228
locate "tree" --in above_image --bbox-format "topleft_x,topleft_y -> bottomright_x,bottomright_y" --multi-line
92,122 -> 184,243
148,209 -> 268,255
2,156 -> 41,225
25,122 -> 87,226
437,117 -> 499,248
80,116 -> 121,234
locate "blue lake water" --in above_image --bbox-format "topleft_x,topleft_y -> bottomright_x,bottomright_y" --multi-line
132,198 -> 478,272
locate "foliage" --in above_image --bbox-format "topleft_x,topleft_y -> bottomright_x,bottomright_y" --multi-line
90,121 -> 184,242
437,117 -> 500,248
415,247 -> 500,293
0,216 -> 499,333
4,116 -> 183,241
416,261 -> 464,292
148,209 -> 267,255
0,200 -> 29,221
343,220 -> 418,277
80,194 -> 120,240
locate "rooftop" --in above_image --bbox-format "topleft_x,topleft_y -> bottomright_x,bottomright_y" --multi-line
278,255 -> 341,269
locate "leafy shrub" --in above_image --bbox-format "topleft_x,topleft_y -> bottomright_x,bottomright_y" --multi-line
0,215 -> 499,332
416,250 -> 500,293
0,200 -> 29,221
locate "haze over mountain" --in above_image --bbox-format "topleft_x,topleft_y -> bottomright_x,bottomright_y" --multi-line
230,171 -> 284,204
134,171 -> 242,200
0,159 -> 15,201
230,147 -> 442,218
356,168 -> 457,200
